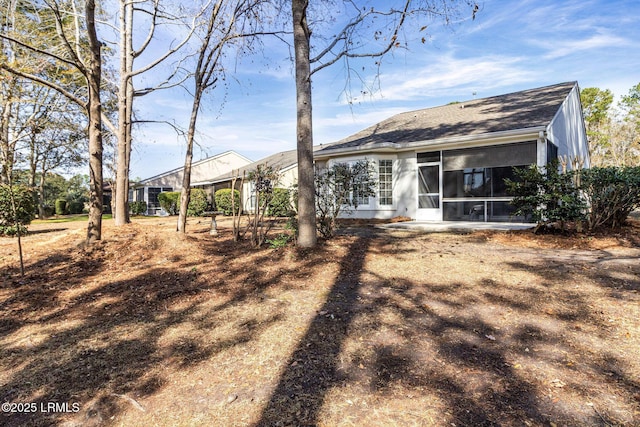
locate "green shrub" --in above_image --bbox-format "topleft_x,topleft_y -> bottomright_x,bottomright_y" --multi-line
506,161 -> 587,232
581,166 -> 640,230
266,233 -> 291,249
0,185 -> 35,236
43,205 -> 55,218
68,200 -> 84,214
214,189 -> 241,216
55,199 -> 67,215
186,188 -> 208,217
158,191 -> 180,215
176,188 -> 209,216
267,188 -> 294,217
130,201 -> 147,216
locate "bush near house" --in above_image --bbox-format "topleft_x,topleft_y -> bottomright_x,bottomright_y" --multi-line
158,192 -> 180,215
185,188 -> 208,217
507,163 -> 640,232
507,161 -> 587,233
130,201 -> 147,216
0,185 -> 35,236
215,189 -> 241,216
68,201 -> 84,215
268,188 -> 294,217
581,166 -> 640,230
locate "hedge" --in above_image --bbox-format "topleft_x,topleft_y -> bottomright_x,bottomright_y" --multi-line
158,191 -> 180,215
55,199 -> 67,215
185,188 -> 208,217
214,189 -> 241,216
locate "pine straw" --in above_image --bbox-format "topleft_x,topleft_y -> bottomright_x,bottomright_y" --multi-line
0,217 -> 639,426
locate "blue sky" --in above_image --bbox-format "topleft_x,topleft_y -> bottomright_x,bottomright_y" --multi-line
128,0 -> 640,180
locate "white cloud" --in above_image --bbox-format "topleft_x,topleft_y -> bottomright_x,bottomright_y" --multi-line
539,33 -> 631,60
370,54 -> 537,102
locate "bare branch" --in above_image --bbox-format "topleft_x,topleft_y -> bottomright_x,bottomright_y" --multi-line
42,0 -> 87,73
0,64 -> 87,110
0,33 -> 81,72
310,2 -> 412,76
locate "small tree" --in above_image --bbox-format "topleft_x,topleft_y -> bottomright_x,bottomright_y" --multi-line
506,161 -> 587,233
581,166 -> 640,230
247,164 -> 280,247
315,160 -> 376,238
0,184 -> 35,276
230,172 -> 245,242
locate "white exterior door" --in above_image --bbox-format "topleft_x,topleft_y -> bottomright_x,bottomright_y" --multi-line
416,163 -> 442,221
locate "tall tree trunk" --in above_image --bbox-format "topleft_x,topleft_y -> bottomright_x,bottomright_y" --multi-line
177,88 -> 203,233
114,0 -> 133,225
38,168 -> 46,218
85,0 -> 103,244
292,0 -> 316,248
0,97 -> 13,184
27,145 -> 40,217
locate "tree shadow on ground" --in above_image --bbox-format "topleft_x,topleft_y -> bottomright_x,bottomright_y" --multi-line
256,235 -> 370,426
0,227 -> 337,426
2,226 -> 638,426
257,230 -> 640,426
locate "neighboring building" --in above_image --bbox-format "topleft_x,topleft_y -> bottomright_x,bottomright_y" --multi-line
313,81 -> 590,222
197,149 -> 299,213
131,151 -> 252,215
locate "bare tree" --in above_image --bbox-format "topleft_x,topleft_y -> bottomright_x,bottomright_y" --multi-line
176,0 -> 270,233
290,0 -> 478,247
112,0 -> 199,226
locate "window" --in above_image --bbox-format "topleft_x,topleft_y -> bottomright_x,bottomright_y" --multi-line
443,201 -> 523,222
547,141 -> 558,164
353,182 -> 370,206
378,160 -> 393,206
417,151 -> 441,163
148,187 -> 172,211
329,160 -> 373,207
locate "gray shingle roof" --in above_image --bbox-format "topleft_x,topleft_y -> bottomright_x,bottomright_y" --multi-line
317,81 -> 577,153
197,149 -> 299,185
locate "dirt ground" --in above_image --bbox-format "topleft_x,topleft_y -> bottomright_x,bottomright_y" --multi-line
1,217 -> 639,426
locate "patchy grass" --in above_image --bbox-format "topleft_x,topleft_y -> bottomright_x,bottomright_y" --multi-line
32,214 -> 113,224
1,217 -> 639,426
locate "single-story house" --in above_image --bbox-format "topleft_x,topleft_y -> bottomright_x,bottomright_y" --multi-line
196,149 -> 299,213
313,81 -> 590,222
131,150 -> 252,215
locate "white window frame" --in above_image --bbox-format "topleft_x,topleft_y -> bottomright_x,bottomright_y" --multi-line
326,155 -> 396,210
374,155 -> 398,210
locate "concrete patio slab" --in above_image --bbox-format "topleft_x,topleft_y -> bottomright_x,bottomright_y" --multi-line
378,221 -> 535,233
